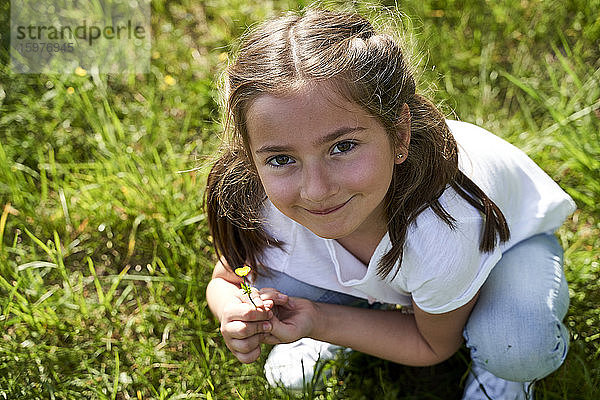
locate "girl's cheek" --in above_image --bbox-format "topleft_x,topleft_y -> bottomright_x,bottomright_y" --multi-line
347,156 -> 392,186
260,174 -> 298,204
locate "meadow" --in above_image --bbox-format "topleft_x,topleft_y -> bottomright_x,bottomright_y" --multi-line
0,0 -> 598,398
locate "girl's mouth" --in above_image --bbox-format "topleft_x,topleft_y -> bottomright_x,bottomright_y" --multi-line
306,197 -> 352,215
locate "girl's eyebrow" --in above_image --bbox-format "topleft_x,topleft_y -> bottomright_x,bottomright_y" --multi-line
254,126 -> 366,154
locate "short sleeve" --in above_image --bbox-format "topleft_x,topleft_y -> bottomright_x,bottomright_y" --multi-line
393,194 -> 502,314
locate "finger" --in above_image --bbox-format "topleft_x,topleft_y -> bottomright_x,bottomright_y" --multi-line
262,299 -> 274,311
227,334 -> 264,364
232,345 -> 261,364
268,312 -> 301,344
261,332 -> 283,346
223,320 -> 272,340
226,333 -> 262,354
259,288 -> 289,305
259,312 -> 300,345
221,303 -> 272,323
226,332 -> 275,363
239,287 -> 265,309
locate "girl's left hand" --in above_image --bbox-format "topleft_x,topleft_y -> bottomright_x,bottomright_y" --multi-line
258,288 -> 320,345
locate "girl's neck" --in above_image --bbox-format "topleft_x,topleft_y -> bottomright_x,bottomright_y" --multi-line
334,206 -> 388,265
335,230 -> 387,266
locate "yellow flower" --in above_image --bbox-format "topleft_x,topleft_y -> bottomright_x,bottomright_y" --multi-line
235,265 -> 256,307
235,265 -> 251,277
75,67 -> 87,76
164,75 -> 176,86
66,87 -> 75,94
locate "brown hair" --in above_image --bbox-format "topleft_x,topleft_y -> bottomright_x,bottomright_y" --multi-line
205,8 -> 510,278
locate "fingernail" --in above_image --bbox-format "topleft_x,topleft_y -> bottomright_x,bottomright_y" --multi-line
263,322 -> 271,331
277,293 -> 287,300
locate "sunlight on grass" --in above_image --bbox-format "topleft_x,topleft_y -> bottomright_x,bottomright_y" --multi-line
0,0 -> 598,398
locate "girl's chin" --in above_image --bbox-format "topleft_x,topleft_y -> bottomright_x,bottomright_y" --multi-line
303,221 -> 358,240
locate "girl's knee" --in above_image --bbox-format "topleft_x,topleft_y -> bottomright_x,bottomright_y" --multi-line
465,318 -> 569,381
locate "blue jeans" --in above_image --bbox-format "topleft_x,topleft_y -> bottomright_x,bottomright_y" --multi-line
254,233 -> 570,382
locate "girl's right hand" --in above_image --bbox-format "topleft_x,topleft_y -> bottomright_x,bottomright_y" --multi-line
219,288 -> 275,363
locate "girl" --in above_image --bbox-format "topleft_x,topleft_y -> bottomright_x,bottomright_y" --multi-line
205,7 -> 575,399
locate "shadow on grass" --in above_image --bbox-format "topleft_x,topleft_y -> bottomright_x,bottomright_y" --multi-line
268,346 -> 472,400
336,348 -> 469,400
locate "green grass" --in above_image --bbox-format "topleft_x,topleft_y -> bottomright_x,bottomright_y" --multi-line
0,0 -> 598,398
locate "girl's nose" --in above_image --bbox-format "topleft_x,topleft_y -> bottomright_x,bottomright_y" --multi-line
299,162 -> 339,203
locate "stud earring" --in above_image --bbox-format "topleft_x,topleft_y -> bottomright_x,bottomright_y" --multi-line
396,153 -> 404,159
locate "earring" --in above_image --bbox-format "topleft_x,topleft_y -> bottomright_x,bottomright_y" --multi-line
396,154 -> 403,159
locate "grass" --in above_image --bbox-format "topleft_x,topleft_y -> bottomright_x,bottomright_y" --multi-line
0,0 -> 598,398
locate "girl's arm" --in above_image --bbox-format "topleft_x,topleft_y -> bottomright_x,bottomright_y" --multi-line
206,260 -> 276,363
266,291 -> 479,366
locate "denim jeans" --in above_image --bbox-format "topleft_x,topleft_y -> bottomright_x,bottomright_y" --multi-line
254,233 -> 570,383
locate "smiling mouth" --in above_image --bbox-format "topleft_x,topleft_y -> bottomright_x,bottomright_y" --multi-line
306,198 -> 352,215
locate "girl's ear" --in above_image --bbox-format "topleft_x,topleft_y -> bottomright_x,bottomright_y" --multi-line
394,103 -> 411,164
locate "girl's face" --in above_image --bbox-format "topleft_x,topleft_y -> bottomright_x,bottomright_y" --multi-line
245,85 -> 409,243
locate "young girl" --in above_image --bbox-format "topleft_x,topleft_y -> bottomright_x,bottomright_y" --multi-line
205,7 -> 575,399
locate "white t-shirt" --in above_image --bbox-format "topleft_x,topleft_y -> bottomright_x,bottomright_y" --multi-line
256,120 -> 576,314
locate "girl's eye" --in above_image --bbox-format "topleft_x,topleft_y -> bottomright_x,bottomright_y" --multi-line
267,155 -> 294,167
331,141 -> 356,154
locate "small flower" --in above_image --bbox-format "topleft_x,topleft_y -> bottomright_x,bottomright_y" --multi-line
235,264 -> 256,308
234,265 -> 251,277
164,75 -> 176,86
75,67 -> 87,76
66,87 -> 75,94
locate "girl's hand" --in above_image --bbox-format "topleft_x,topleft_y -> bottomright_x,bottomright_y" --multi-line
261,294 -> 321,345
219,287 -> 275,364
